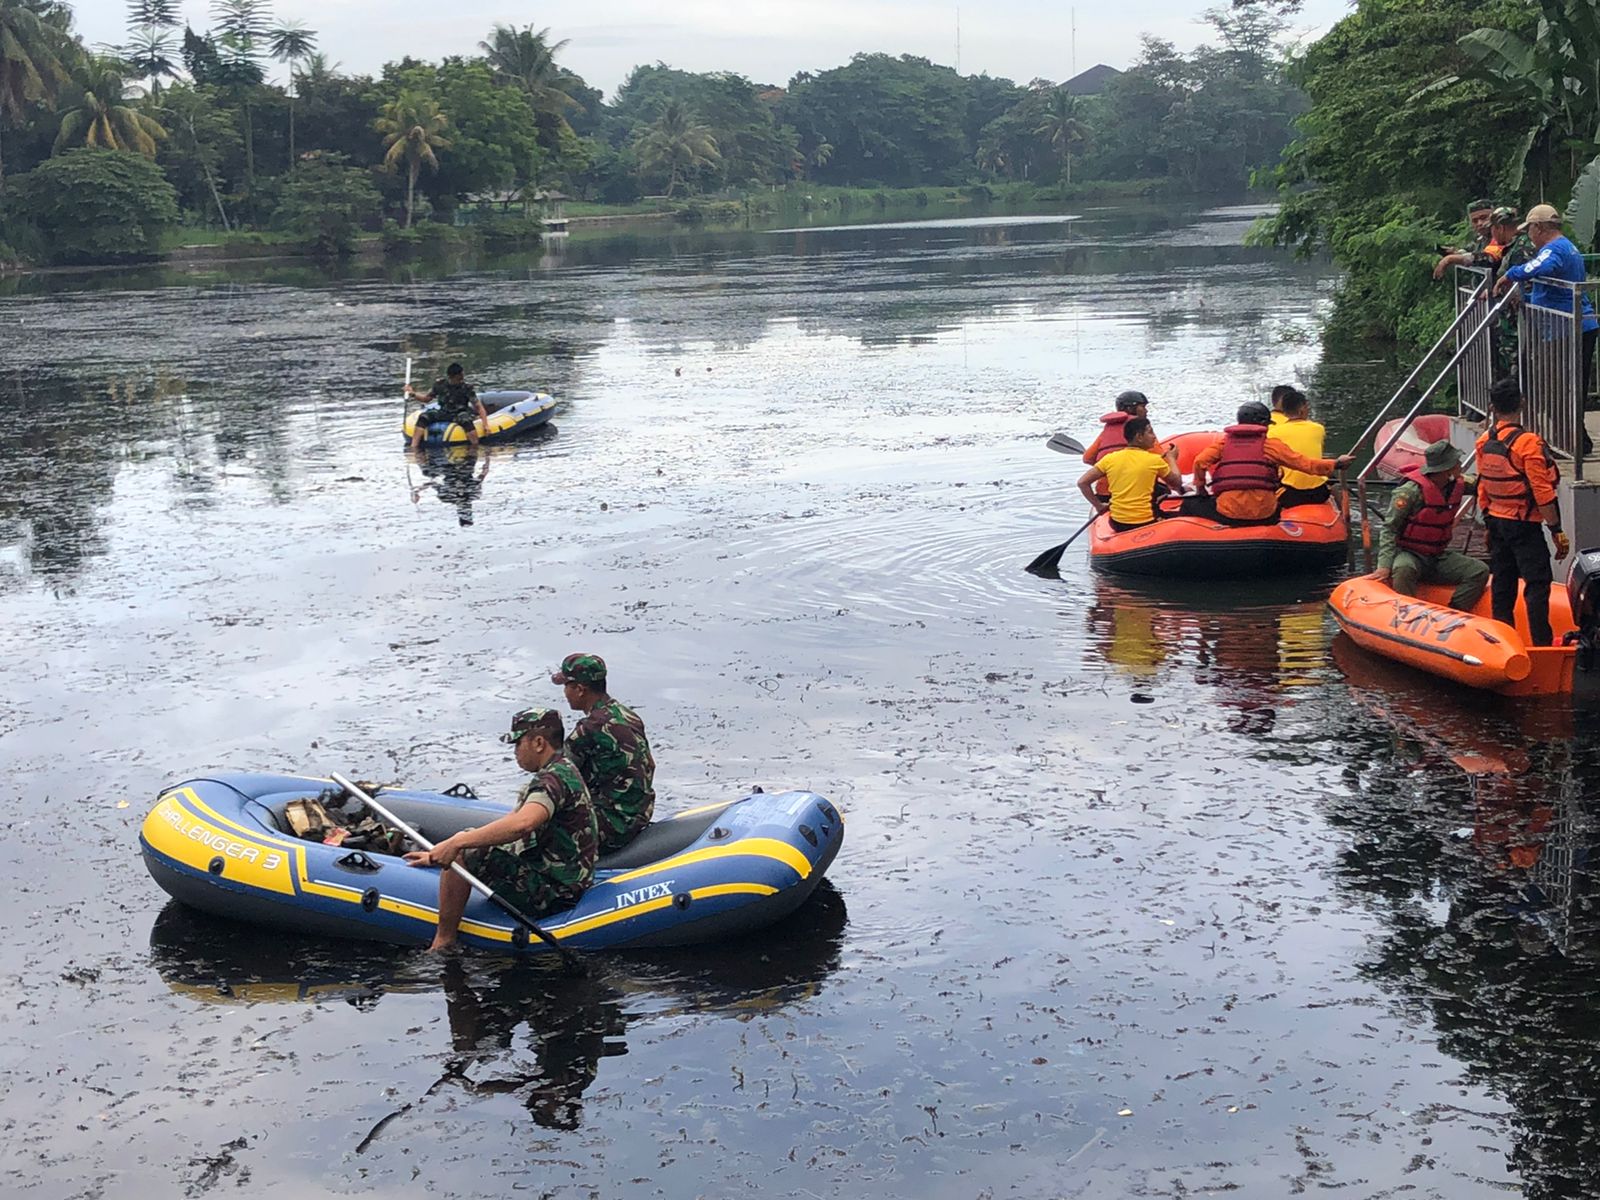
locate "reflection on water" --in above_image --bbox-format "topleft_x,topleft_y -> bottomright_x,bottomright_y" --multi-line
149,881 -> 847,1134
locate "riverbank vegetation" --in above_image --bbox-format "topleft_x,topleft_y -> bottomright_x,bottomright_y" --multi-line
0,0 -> 1303,267
1256,0 -> 1600,351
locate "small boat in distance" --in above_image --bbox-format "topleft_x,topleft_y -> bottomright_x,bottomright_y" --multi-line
404,390 -> 557,445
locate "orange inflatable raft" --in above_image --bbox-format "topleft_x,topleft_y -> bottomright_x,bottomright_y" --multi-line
1328,575 -> 1580,696
1088,499 -> 1349,579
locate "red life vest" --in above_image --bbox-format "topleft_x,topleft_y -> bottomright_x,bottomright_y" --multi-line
1092,412 -> 1130,463
1396,466 -> 1465,556
1475,421 -> 1553,520
1209,424 -> 1279,494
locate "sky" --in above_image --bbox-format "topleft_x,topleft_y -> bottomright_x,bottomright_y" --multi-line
74,0 -> 1353,97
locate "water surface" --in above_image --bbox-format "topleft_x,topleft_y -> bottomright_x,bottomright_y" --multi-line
2,202 -> 1597,1199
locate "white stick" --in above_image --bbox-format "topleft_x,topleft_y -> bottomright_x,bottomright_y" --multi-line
403,356 -> 413,407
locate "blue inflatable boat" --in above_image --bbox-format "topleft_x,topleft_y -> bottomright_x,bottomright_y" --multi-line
403,390 -> 557,445
141,773 -> 843,953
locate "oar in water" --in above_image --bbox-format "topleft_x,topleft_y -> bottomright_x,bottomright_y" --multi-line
1046,432 -> 1087,456
1026,510 -> 1099,576
329,772 -> 586,976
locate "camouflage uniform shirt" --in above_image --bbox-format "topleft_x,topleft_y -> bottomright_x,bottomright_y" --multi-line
569,697 -> 656,854
477,750 -> 598,917
426,378 -> 479,421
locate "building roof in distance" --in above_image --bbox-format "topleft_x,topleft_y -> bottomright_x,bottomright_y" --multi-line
1063,64 -> 1122,95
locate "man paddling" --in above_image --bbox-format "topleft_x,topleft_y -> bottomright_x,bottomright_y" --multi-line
408,362 -> 490,451
552,653 -> 657,854
1077,416 -> 1182,531
1474,377 -> 1569,645
1370,440 -> 1489,609
405,707 -> 597,952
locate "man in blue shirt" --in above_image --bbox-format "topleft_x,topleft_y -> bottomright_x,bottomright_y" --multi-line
1495,203 -> 1599,430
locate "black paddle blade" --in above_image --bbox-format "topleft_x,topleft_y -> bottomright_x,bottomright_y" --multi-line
1046,432 -> 1086,456
1026,541 -> 1070,575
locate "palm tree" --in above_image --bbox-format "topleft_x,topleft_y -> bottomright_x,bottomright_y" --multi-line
268,20 -> 315,166
0,0 -> 74,189
1035,88 -> 1091,188
210,0 -> 266,185
376,91 -> 449,227
478,22 -> 578,134
124,0 -> 179,92
294,49 -> 338,90
52,57 -> 166,155
634,100 -> 719,198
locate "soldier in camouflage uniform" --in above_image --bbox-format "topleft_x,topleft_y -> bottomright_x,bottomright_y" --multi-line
1478,207 -> 1535,376
406,361 -> 490,451
1432,198 -> 1495,279
404,707 -> 598,951
551,653 -> 656,854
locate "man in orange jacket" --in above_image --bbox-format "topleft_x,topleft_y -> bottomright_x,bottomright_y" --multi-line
1185,402 -> 1352,524
1475,377 -> 1570,645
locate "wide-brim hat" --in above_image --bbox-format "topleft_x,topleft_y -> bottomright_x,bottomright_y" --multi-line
1423,439 -> 1463,472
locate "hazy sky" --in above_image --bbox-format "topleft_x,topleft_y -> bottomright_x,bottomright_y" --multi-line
73,0 -> 1352,96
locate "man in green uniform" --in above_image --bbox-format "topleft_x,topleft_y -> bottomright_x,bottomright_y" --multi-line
1370,440 -> 1489,609
1432,198 -> 1495,279
551,653 -> 656,854
404,707 -> 598,951
1479,206 -> 1534,375
407,362 -> 490,451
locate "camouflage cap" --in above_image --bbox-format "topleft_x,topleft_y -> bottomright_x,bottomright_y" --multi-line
550,652 -> 607,686
1468,198 -> 1494,213
501,706 -> 556,744
1490,205 -> 1519,225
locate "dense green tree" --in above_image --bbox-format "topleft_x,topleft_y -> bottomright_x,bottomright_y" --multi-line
375,88 -> 447,226
610,65 -> 794,189
270,149 -> 378,254
478,21 -> 578,151
633,99 -> 719,197
779,54 -> 969,185
9,145 -> 177,261
0,0 -> 75,188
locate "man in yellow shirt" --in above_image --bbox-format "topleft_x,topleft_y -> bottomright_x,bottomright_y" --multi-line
1267,388 -> 1333,506
1077,417 -> 1182,531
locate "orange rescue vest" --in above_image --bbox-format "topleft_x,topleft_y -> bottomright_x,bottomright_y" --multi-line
1210,424 -> 1279,495
1092,412 -> 1130,463
1475,422 -> 1552,521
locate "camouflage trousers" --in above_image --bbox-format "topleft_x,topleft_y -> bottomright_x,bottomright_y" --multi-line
468,846 -> 586,918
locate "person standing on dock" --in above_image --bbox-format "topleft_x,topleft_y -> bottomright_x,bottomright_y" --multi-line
1432,198 -> 1495,280
1078,417 -> 1182,531
1494,204 -> 1600,416
1267,388 -> 1333,506
1370,440 -> 1489,609
1475,377 -> 1570,645
552,653 -> 657,854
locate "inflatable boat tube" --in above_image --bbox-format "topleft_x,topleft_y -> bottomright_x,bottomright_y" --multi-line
403,391 -> 557,445
1328,576 -> 1578,696
1088,500 -> 1348,579
141,773 -> 843,953
1371,413 -> 1479,481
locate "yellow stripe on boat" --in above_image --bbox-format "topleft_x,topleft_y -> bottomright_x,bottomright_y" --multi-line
144,788 -> 298,896
605,837 -> 812,886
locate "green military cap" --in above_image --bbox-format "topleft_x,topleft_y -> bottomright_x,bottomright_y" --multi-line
1468,198 -> 1494,213
501,706 -> 559,744
1490,205 -> 1519,225
1423,440 -> 1462,472
550,652 -> 607,686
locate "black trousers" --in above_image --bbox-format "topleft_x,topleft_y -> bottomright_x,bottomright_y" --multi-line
1485,515 -> 1554,646
1277,483 -> 1331,507
1177,493 -> 1279,526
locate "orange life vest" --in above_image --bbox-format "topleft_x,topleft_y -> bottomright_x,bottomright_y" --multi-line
1396,466 -> 1464,556
1092,412 -> 1130,463
1210,424 -> 1278,495
1475,421 -> 1553,520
